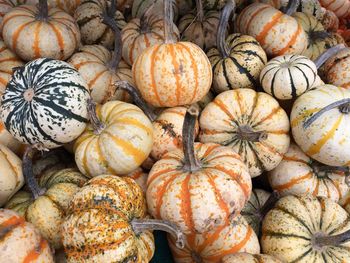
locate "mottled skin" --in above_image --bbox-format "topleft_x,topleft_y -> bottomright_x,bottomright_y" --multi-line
222,252 -> 283,263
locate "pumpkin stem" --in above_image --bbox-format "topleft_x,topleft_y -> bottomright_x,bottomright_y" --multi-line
37,0 -> 49,21
23,146 -> 47,200
87,98 -> 105,134
191,252 -> 203,263
314,44 -> 347,69
163,0 -> 176,43
182,106 -> 201,172
140,2 -> 155,33
236,125 -> 268,142
195,0 -> 204,22
131,218 -> 185,249
303,98 -> 350,129
114,81 -> 157,121
108,0 -> 117,17
311,162 -> 350,186
281,0 -> 300,16
314,230 -> 350,248
259,191 -> 280,220
217,1 -> 235,58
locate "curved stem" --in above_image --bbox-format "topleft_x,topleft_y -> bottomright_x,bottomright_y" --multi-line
108,0 -> 117,17
131,218 -> 185,248
195,0 -> 204,22
23,146 -> 46,200
163,0 -> 175,43
314,229 -> 350,247
36,0 -> 49,21
114,81 -> 157,121
217,1 -> 235,58
303,99 -> 350,129
87,98 -> 105,134
182,106 -> 201,172
140,1 -> 155,33
259,191 -> 280,219
314,44 -> 346,69
281,0 -> 300,16
236,125 -> 267,142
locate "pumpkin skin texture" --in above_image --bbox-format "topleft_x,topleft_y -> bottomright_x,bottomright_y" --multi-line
260,54 -> 317,100
133,41 -> 212,107
0,209 -> 54,262
126,167 -> 148,194
261,195 -> 350,262
25,0 -> 81,15
0,122 -> 23,155
69,45 -> 132,104
222,253 -> 283,263
0,144 -> 23,207
291,85 -> 350,166
199,89 -> 290,177
62,175 -> 155,263
2,4 -> 80,61
146,142 -> 252,234
207,33 -> 267,93
168,215 -> 260,263
320,0 -> 350,18
269,143 -> 348,202
5,168 -> 88,249
0,58 -> 89,149
74,101 -> 153,177
236,3 -> 308,57
131,0 -> 183,18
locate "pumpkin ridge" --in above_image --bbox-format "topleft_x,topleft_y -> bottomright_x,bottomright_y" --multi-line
12,21 -> 34,51
256,12 -> 283,46
46,23 -> 65,60
276,24 -> 304,56
179,173 -> 195,233
22,238 -> 48,263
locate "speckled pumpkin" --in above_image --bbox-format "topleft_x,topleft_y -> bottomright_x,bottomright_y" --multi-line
222,252 -> 283,263
321,9 -> 340,31
237,3 -> 308,57
168,215 -> 260,263
125,167 -> 148,194
291,84 -> 350,166
62,175 -> 155,263
320,0 -> 350,18
199,89 -> 290,177
262,195 -> 350,262
0,209 -> 54,262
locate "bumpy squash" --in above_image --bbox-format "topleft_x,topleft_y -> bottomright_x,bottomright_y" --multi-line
222,252 -> 283,263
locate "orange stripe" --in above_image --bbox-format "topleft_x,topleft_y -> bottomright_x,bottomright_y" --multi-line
168,44 -> 181,105
129,169 -> 144,180
245,6 -> 270,34
128,38 -> 136,64
33,22 -> 42,58
276,24 -> 303,56
0,122 -> 5,132
147,167 -> 175,187
313,179 -> 319,196
273,172 -> 313,191
149,45 -> 162,106
115,117 -> 153,135
73,61 -> 101,70
22,238 -> 48,263
179,174 -> 195,232
88,69 -> 108,87
0,215 -> 24,228
12,21 -> 33,51
283,155 -> 308,164
48,22 -> 65,60
1,14 -> 31,30
155,173 -> 180,218
256,12 -> 283,46
197,224 -> 226,253
213,99 -> 235,121
254,107 -> 281,126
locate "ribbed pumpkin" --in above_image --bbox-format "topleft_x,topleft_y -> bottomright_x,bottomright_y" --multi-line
147,106 -> 252,234
25,0 -> 81,14
122,13 -> 179,66
74,100 -> 153,177
199,89 -> 290,177
132,0 -> 183,18
0,0 -> 21,31
321,9 -> 340,31
269,143 -> 349,202
340,191 -> 350,214
0,209 -> 54,262
237,2 -> 308,57
62,174 -> 184,262
168,215 -> 260,263
260,54 -> 317,100
132,0 -> 212,107
207,2 -> 267,93
1,0 -> 80,61
0,144 -> 23,207
320,0 -> 350,18
75,0 -> 126,49
0,58 -> 89,149
0,122 -> 23,155
262,195 -> 350,262
126,167 -> 148,194
222,253 -> 283,263
291,84 -> 350,166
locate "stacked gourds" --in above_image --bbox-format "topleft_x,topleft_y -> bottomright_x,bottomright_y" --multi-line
0,0 -> 349,262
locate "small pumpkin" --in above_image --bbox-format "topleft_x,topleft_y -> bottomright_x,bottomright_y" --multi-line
2,0 -> 80,61
0,209 -> 54,262
0,122 -> 23,155
320,0 -> 350,18
125,167 -> 148,193
262,195 -> 350,262
131,0 -> 181,18
199,89 -> 290,177
0,58 -> 90,149
222,252 -> 283,263
321,9 -> 340,31
25,0 -> 81,15
207,2 -> 267,93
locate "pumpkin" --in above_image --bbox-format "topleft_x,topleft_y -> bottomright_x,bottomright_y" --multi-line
62,174 -> 184,262
269,143 -> 349,202
340,191 -> 350,213
199,89 -> 290,177
131,0 -> 183,18
178,0 -> 220,51
0,209 -> 54,262
2,0 -> 80,61
207,2 -> 267,93
321,9 -> 340,31
0,144 -> 23,207
132,0 -> 212,107
260,54 -> 317,100
25,0 -> 81,15
291,84 -> 350,166
74,99 -> 153,177
168,215 -> 260,263
0,122 -> 23,155
0,58 -> 90,149
236,2 -> 308,57
121,13 -> 179,66
320,0 -> 350,18
262,195 -> 350,262
222,252 -> 283,263
126,167 -> 148,193
6,148 -> 88,249
147,106 -> 252,234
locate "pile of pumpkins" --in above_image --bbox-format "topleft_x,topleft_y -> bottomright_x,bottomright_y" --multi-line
0,0 -> 350,262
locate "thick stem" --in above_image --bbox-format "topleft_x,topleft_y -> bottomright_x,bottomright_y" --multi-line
114,81 -> 157,121
303,99 -> 350,129
182,106 -> 201,172
108,0 -> 117,18
314,44 -> 347,69
163,0 -> 175,43
259,191 -> 280,219
87,98 -> 105,134
36,0 -> 49,21
236,125 -> 267,142
195,0 -> 204,22
131,218 -> 185,248
140,2 -> 155,33
281,0 -> 300,16
314,229 -> 350,247
217,1 -> 235,58
23,146 -> 46,200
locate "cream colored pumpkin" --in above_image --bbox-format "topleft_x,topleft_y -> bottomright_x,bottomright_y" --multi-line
125,167 -> 148,194
222,253 -> 283,263
320,0 -> 350,18
340,191 -> 350,214
26,0 -> 81,14
0,122 -> 23,155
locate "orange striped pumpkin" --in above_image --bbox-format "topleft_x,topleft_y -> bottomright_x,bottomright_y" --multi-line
26,0 -> 81,14
168,215 -> 260,263
1,1 -> 80,61
236,3 -> 308,57
0,121 -> 23,155
125,167 -> 148,193
269,143 -> 349,202
222,253 -> 283,263
0,0 -> 20,26
0,209 -> 54,262
320,0 -> 350,18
